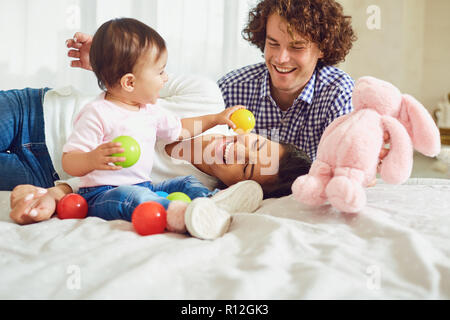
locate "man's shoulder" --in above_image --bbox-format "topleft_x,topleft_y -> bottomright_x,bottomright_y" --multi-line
218,62 -> 267,88
316,65 -> 355,95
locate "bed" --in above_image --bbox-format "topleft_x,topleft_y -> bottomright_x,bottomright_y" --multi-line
0,178 -> 449,299
1,75 -> 449,299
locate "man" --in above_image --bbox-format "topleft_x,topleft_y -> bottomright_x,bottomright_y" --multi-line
218,0 -> 357,160
66,2 -> 389,164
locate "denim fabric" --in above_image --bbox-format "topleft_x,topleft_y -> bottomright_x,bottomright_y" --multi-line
0,87 -> 58,190
78,175 -> 220,222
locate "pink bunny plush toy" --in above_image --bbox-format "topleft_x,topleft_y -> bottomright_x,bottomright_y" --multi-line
291,76 -> 441,213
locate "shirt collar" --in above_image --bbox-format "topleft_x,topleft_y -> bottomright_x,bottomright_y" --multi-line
259,69 -> 271,99
259,67 -> 317,106
296,70 -> 316,105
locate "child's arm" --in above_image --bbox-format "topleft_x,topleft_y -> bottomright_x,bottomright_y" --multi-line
178,105 -> 243,139
62,142 -> 126,177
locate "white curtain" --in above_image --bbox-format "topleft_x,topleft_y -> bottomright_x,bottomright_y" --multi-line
0,0 -> 262,94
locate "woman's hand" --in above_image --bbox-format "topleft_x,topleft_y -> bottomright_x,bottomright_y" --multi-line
10,185 -> 56,225
10,183 -> 75,225
65,32 -> 93,70
378,132 -> 391,165
367,132 -> 391,187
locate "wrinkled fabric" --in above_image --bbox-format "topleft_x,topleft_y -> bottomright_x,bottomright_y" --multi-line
0,178 -> 449,299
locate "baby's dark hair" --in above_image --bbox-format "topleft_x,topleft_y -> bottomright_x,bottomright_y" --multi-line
90,17 -> 166,90
262,142 -> 311,199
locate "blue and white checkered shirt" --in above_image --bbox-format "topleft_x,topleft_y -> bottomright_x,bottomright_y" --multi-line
218,62 -> 354,160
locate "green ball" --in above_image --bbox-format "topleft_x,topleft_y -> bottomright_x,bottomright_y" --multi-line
111,136 -> 141,168
166,192 -> 191,203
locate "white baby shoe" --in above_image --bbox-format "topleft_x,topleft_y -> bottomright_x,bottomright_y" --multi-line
184,180 -> 264,240
211,180 -> 264,214
184,198 -> 231,240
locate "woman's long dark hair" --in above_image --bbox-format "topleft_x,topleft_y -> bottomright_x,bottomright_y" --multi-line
215,142 -> 312,199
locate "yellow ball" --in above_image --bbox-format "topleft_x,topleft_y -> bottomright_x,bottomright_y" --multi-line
230,109 -> 255,133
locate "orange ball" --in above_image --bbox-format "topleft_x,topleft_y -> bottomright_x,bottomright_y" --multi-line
132,201 -> 167,236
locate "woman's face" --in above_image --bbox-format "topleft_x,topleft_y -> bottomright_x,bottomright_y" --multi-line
204,133 -> 284,187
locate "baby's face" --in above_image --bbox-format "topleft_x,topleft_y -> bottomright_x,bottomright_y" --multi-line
132,47 -> 168,105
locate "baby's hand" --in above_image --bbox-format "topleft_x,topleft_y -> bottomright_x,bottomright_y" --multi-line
216,105 -> 246,129
88,142 -> 126,170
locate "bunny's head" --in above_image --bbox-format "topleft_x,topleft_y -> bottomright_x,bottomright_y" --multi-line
352,76 -> 440,157
352,76 -> 402,117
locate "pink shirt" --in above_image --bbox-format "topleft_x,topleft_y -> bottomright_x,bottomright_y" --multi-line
63,94 -> 182,187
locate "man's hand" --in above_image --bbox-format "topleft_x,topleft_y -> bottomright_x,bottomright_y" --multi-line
65,32 -> 93,70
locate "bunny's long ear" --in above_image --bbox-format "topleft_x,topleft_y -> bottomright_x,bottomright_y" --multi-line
398,94 -> 441,157
379,116 -> 413,184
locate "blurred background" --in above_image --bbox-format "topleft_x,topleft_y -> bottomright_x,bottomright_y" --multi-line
0,0 -> 448,113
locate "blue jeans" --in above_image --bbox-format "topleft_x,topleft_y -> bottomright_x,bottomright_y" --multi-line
78,175 -> 219,222
0,88 -> 58,190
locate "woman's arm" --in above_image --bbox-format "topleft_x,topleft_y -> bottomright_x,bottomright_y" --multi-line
9,183 -> 73,225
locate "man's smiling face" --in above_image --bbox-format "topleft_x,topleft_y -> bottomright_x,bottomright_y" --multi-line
264,13 -> 323,101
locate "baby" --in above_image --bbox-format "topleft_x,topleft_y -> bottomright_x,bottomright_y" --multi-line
62,18 -> 248,239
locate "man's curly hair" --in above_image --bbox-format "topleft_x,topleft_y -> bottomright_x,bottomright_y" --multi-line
242,0 -> 357,66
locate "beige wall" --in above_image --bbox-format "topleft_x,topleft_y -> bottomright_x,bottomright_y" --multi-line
422,0 -> 450,111
338,0 -> 450,112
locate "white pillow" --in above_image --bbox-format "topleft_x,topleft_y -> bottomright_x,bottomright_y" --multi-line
159,73 -> 226,116
158,73 -> 232,136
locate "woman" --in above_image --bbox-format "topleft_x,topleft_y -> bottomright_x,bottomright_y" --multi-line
4,76 -> 311,225
9,132 -> 310,225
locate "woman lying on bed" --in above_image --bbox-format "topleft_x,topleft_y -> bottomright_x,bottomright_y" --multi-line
3,76 -> 311,225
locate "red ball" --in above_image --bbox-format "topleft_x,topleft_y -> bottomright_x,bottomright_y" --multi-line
56,193 -> 88,219
132,201 -> 167,236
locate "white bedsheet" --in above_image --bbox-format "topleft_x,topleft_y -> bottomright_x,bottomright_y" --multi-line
0,178 -> 449,299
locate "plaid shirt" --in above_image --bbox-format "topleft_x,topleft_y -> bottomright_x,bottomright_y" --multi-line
218,62 -> 354,160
